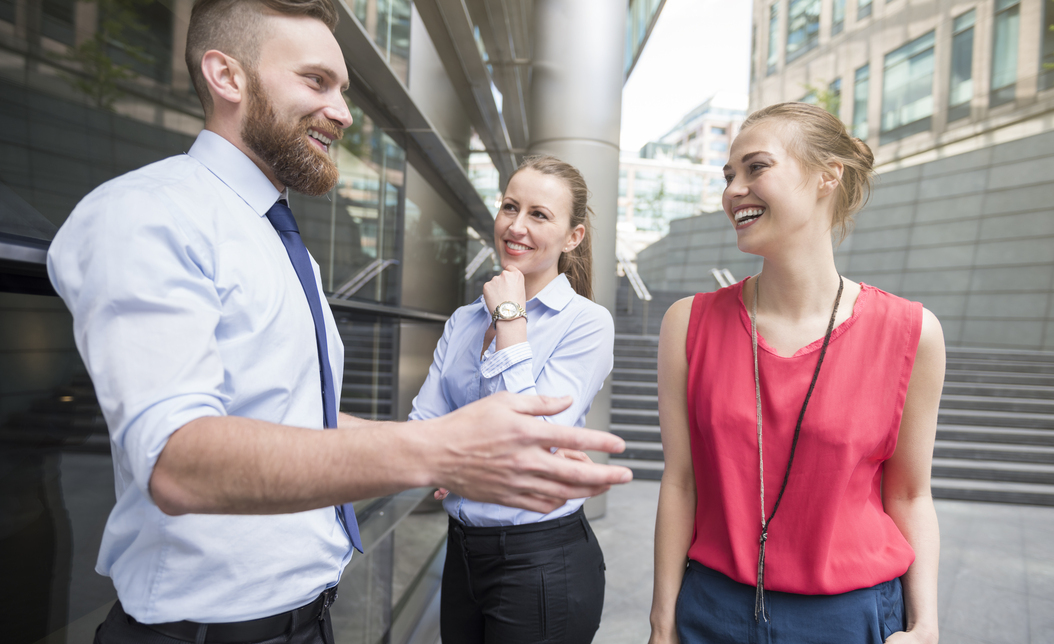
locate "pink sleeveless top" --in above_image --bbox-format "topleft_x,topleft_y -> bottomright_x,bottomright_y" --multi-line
685,280 -> 922,595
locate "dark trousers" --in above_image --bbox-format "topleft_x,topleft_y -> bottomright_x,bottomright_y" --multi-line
441,507 -> 606,644
93,600 -> 335,644
676,560 -> 906,644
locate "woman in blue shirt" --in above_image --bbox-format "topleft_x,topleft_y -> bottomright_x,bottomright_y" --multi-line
409,155 -> 615,644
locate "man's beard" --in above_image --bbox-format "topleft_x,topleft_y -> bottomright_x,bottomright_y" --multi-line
241,71 -> 342,197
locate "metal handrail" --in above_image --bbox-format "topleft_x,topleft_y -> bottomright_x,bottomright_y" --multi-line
710,267 -> 735,289
615,246 -> 652,302
333,258 -> 400,299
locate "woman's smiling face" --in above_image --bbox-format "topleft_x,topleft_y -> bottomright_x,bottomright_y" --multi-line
494,168 -> 583,283
722,120 -> 833,256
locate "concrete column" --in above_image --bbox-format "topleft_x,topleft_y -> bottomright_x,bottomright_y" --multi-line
528,0 -> 626,518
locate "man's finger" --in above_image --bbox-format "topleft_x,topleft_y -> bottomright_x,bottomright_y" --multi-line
502,392 -> 574,417
523,419 -> 627,456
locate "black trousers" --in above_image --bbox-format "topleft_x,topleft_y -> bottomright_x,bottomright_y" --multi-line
441,507 -> 606,644
93,600 -> 335,644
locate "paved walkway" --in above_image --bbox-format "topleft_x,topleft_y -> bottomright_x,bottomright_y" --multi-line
589,480 -> 1054,644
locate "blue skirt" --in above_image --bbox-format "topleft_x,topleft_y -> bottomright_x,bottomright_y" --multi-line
675,561 -> 905,644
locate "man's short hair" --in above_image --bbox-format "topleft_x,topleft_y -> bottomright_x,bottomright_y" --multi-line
185,0 -> 339,115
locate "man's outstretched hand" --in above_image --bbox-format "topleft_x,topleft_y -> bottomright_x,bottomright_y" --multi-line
419,391 -> 633,513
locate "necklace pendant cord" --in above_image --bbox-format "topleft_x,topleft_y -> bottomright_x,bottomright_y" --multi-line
750,274 -> 844,622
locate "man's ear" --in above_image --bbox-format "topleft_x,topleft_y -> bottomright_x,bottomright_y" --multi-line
201,50 -> 249,108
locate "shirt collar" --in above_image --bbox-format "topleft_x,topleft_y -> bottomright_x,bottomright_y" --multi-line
532,273 -> 576,311
187,129 -> 282,216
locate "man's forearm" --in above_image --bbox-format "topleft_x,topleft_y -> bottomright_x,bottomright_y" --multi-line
150,392 -> 632,517
150,415 -> 433,515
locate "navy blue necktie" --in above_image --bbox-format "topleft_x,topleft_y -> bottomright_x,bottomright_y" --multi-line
266,199 -> 362,553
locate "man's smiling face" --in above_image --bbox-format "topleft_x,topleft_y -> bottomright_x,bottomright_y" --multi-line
240,13 -> 352,196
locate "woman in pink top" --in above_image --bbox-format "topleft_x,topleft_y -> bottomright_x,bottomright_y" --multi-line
649,103 -> 944,644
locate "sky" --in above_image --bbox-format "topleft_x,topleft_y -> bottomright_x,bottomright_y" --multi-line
620,0 -> 753,152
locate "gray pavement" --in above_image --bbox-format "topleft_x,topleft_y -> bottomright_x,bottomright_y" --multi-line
589,480 -> 1054,644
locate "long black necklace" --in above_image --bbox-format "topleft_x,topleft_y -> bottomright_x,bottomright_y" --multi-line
750,273 -> 844,622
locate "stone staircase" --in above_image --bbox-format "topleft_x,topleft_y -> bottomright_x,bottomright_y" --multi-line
609,283 -> 1054,505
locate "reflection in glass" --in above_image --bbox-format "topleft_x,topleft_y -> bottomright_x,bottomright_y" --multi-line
348,0 -> 411,83
990,0 -> 1020,107
881,31 -> 935,143
949,10 -> 975,122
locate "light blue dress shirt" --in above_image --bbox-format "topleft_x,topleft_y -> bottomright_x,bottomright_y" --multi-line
46,130 -> 353,623
408,273 -> 614,526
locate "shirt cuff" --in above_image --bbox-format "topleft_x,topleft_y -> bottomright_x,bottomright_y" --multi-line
480,341 -> 532,378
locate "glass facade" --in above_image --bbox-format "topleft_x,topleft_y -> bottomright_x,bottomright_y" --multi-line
0,1 -> 469,641
832,0 -> 846,36
625,0 -> 664,76
880,30 -> 935,144
853,63 -> 869,139
949,10 -> 976,123
991,0 -> 1020,107
785,0 -> 820,63
1042,0 -> 1054,91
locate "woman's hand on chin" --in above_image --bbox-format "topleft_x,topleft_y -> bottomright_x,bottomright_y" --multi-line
483,265 -> 527,313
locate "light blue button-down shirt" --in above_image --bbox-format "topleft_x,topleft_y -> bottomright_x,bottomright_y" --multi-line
46,130 -> 353,623
408,273 -> 614,526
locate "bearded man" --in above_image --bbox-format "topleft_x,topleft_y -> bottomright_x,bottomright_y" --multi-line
46,1 -> 631,642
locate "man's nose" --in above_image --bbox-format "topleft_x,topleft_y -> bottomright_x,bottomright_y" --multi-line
323,94 -> 353,131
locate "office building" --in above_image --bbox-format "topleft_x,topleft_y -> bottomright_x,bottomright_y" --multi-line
638,0 -> 1054,350
0,0 -> 665,641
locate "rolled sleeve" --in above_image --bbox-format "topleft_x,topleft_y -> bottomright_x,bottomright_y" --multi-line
480,341 -> 534,391
49,185 -> 229,500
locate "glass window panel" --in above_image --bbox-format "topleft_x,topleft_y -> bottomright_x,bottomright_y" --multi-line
42,0 -> 76,46
1041,0 -> 1054,91
991,0 -> 1020,106
0,0 -> 14,24
949,11 -> 975,120
827,78 -> 842,118
832,0 -> 846,35
881,31 -> 935,138
103,0 -> 174,84
786,0 -> 821,63
859,0 -> 873,20
767,3 -> 779,75
853,64 -> 869,139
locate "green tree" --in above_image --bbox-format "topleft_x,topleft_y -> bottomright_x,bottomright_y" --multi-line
54,0 -> 151,110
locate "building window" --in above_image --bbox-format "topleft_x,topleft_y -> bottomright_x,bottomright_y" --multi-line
767,3 -> 779,75
42,0 -> 76,46
832,0 -> 846,36
710,140 -> 728,152
801,89 -> 818,104
859,0 -> 873,20
853,64 -> 870,139
104,0 -> 175,84
786,0 -> 821,63
0,0 -> 13,23
881,31 -> 935,144
1042,0 -> 1054,90
991,0 -> 1020,106
948,10 -> 976,122
828,78 -> 842,118
711,126 -> 727,135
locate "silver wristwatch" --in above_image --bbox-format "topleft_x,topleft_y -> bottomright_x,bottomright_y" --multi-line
492,301 -> 527,328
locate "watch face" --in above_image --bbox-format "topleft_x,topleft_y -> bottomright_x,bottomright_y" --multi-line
498,302 -> 520,318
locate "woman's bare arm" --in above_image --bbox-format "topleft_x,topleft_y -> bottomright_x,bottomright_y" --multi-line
649,297 -> 697,644
883,308 -> 944,644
